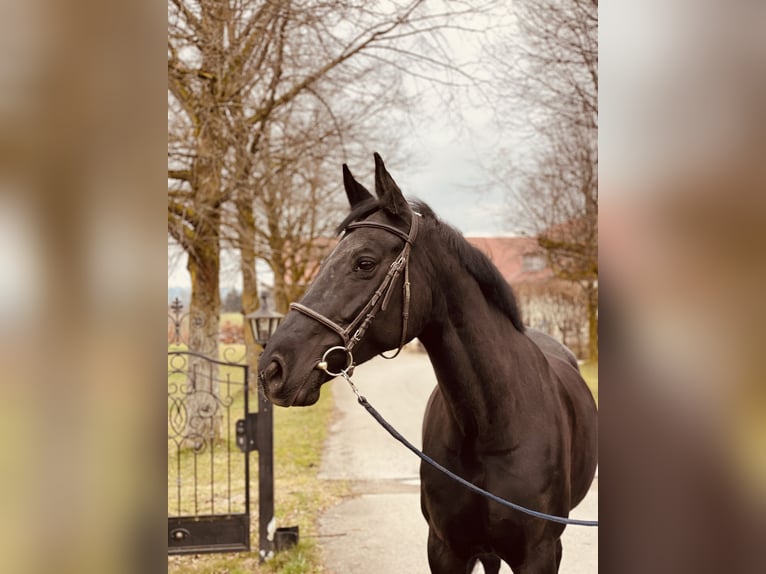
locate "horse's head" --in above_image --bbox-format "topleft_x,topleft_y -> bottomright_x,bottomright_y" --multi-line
258,153 -> 430,406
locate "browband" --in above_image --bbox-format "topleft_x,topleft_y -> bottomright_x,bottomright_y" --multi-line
345,220 -> 413,244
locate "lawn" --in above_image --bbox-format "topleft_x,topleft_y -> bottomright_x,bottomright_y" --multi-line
168,351 -> 349,574
220,312 -> 244,326
579,361 -> 598,406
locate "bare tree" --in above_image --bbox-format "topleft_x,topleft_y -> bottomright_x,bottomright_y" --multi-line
527,122 -> 597,360
168,4 -> 502,317
168,1 -> 503,423
516,0 -> 597,163
492,0 -> 598,360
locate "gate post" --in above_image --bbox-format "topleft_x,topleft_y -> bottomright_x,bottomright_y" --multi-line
257,389 -> 275,562
244,294 -> 283,562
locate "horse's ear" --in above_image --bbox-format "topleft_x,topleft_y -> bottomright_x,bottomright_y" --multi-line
343,164 -> 373,207
373,152 -> 409,216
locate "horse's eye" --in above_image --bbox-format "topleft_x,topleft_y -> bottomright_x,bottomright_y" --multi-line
354,258 -> 377,272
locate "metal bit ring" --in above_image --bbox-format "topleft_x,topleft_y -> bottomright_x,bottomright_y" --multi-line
317,346 -> 354,377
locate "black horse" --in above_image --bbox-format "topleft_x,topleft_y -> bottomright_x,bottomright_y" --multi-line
259,154 -> 598,573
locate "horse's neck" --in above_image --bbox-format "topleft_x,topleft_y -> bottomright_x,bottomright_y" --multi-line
419,274 -> 549,446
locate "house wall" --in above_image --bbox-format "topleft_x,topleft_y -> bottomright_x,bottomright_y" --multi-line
515,280 -> 589,359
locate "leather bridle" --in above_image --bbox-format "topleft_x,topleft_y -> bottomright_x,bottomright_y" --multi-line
286,208 -> 600,529
290,211 -> 420,376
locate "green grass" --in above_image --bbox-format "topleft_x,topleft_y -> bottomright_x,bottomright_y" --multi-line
168,382 -> 348,573
221,312 -> 244,326
579,361 -> 598,406
168,347 -> 249,518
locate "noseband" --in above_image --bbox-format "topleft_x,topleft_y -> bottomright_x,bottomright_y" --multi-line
290,212 -> 420,376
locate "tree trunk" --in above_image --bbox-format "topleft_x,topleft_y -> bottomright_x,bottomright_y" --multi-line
272,264 -> 289,314
237,199 -> 261,379
183,252 -> 223,446
584,280 -> 598,363
267,227 -> 290,313
183,126 -> 223,443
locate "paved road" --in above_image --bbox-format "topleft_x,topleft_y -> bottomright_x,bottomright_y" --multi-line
318,351 -> 598,573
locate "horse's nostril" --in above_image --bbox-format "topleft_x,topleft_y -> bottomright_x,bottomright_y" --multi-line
262,359 -> 284,389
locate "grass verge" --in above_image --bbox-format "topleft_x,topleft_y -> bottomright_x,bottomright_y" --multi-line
579,361 -> 598,406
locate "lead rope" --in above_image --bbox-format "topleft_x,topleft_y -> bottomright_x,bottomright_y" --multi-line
331,367 -> 599,528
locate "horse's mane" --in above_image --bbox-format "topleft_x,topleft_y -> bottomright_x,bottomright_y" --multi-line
337,199 -> 525,332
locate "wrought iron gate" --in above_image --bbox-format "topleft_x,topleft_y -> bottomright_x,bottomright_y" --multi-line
167,299 -> 274,558
168,348 -> 251,553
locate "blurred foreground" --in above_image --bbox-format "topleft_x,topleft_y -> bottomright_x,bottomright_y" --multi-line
0,1 -> 764,573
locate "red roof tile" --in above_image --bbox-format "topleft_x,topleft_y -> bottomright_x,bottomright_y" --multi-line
465,236 -> 553,285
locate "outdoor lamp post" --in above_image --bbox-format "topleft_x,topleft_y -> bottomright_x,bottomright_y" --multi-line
241,292 -> 294,561
245,293 -> 284,347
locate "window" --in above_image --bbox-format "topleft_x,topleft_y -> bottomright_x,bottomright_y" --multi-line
522,253 -> 546,272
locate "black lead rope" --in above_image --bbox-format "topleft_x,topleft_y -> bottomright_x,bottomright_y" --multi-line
354,393 -> 599,527
318,355 -> 598,527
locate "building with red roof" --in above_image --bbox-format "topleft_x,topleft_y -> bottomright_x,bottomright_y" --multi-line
466,235 -> 589,358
